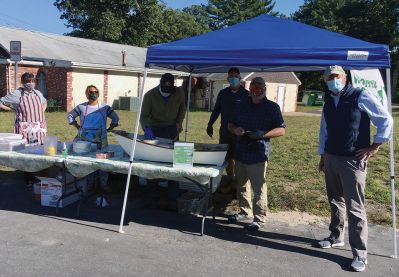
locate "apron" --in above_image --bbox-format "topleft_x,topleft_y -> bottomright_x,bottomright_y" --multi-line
14,90 -> 47,145
77,104 -> 108,150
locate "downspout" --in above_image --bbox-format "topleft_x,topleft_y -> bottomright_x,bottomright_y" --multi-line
7,59 -> 11,91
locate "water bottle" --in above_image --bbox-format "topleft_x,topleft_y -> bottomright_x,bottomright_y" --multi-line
62,142 -> 68,158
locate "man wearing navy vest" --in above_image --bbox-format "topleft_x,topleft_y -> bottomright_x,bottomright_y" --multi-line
317,65 -> 393,272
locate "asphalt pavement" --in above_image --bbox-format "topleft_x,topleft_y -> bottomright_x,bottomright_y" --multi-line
0,169 -> 398,277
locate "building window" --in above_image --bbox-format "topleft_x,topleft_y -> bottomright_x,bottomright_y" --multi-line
37,72 -> 47,96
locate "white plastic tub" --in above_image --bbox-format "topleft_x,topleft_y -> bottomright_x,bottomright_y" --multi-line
0,138 -> 26,151
0,133 -> 23,140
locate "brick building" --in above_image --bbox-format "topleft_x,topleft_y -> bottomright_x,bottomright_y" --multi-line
0,26 -> 183,111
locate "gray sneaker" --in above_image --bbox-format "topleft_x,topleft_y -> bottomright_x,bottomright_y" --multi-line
351,256 -> 368,272
244,221 -> 264,231
317,236 -> 345,249
228,213 -> 248,223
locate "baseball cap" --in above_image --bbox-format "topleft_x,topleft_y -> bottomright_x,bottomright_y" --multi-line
250,77 -> 266,87
324,65 -> 346,79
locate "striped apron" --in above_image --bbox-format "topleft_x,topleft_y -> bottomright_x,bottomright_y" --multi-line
14,90 -> 47,145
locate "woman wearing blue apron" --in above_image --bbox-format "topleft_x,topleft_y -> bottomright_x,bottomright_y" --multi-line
67,85 -> 119,192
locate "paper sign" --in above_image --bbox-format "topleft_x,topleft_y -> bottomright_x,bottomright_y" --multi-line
350,69 -> 388,110
173,142 -> 194,168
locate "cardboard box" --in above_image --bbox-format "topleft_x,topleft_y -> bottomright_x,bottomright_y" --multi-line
38,176 -> 84,208
33,181 -> 41,201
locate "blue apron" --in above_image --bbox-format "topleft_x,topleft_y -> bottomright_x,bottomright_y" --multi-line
78,105 -> 108,149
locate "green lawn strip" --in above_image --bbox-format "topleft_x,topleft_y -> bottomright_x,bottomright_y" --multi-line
0,109 -> 397,225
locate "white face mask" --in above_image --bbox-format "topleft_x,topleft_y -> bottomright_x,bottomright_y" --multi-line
158,87 -> 171,97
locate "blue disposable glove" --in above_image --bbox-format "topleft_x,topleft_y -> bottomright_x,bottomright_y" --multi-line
144,127 -> 155,140
247,129 -> 264,140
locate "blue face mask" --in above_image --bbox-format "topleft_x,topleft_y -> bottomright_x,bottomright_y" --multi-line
24,83 -> 35,91
228,77 -> 240,87
327,79 -> 344,94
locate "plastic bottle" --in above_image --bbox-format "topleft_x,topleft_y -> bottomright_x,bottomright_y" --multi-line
62,142 -> 68,158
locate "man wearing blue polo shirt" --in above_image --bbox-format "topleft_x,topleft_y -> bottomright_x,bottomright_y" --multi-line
317,65 -> 393,272
227,77 -> 286,231
207,67 -> 249,193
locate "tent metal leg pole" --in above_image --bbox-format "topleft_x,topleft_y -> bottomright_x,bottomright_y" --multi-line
118,67 -> 148,234
386,68 -> 397,258
184,74 -> 192,142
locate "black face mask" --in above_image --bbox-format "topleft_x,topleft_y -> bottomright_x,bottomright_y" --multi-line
161,85 -> 175,94
88,93 -> 99,101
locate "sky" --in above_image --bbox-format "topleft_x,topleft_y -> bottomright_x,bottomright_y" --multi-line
0,0 -> 303,35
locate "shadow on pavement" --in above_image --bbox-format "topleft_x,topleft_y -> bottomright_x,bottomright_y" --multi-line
0,169 -> 386,272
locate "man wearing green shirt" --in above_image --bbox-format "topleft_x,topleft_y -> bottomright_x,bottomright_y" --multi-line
140,73 -> 185,210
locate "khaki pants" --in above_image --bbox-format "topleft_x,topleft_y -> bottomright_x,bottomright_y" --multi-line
235,161 -> 268,223
324,153 -> 368,259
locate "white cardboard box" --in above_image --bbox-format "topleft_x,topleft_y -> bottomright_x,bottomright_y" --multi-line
38,176 -> 83,208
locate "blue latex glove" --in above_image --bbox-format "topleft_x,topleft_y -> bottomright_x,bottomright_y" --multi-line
247,129 -> 264,140
144,127 -> 155,140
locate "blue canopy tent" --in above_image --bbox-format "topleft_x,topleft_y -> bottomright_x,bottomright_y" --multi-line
119,15 -> 396,257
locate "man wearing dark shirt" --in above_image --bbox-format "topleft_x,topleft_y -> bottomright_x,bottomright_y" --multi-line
227,77 -> 286,231
206,67 -> 249,192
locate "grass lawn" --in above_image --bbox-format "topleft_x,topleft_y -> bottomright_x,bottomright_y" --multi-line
0,109 -> 398,225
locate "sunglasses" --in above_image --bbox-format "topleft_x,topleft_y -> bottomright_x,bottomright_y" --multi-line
89,90 -> 98,93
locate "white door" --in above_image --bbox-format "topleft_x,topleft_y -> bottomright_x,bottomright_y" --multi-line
277,85 -> 286,112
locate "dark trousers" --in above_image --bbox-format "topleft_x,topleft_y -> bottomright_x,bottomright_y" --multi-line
147,125 -> 180,202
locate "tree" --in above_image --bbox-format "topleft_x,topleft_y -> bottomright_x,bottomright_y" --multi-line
205,0 -> 278,30
183,4 -> 217,31
54,0 -> 210,47
294,0 -> 399,99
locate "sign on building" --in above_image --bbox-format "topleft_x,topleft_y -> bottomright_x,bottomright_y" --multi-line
10,41 -> 22,61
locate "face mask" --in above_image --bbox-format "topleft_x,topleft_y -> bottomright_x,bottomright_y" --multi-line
327,79 -> 344,94
88,93 -> 98,101
160,85 -> 174,94
228,77 -> 240,87
24,83 -> 35,91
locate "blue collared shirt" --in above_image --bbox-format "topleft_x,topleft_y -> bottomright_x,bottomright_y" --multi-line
230,97 -> 286,164
319,87 -> 393,155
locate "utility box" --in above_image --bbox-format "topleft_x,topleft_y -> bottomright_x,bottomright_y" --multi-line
119,96 -> 140,111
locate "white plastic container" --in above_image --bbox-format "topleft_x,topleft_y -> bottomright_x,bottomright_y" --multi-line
0,138 -> 26,151
44,136 -> 58,156
0,133 -> 23,140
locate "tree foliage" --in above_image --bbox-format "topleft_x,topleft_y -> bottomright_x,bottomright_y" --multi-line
206,0 -> 278,30
55,0 -> 279,45
294,0 -> 399,97
54,0 -> 210,47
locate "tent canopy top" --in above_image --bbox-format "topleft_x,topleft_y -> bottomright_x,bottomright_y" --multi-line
146,14 -> 390,73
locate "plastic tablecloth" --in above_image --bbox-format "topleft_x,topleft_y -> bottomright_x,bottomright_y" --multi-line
0,145 -> 225,185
